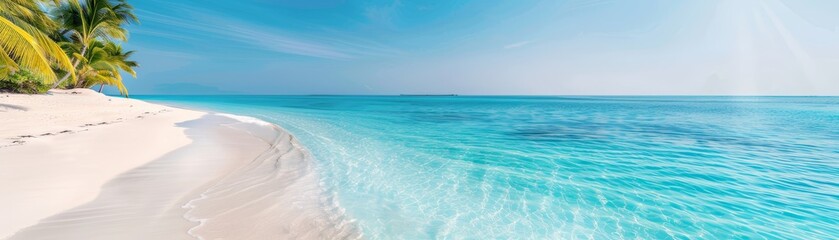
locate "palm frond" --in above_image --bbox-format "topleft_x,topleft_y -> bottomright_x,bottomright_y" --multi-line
0,16 -> 58,82
0,47 -> 21,79
71,39 -> 135,96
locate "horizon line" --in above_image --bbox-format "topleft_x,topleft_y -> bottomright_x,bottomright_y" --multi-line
127,94 -> 839,97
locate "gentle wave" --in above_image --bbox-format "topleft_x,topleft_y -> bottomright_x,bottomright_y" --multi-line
182,115 -> 362,240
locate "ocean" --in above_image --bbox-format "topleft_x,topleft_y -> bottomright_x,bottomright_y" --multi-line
136,95 -> 839,239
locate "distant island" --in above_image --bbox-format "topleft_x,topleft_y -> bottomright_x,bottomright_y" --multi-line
399,94 -> 458,96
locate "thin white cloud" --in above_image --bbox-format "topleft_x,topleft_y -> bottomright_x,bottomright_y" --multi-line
504,41 -> 533,49
131,28 -> 199,42
135,6 -> 399,60
137,48 -> 203,60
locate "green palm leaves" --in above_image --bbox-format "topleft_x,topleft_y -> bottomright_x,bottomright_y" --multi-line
1,0 -> 138,96
0,0 -> 75,83
52,0 -> 138,90
55,0 -> 137,44
74,41 -> 137,96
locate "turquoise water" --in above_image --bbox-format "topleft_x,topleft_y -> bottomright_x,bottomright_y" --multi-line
137,96 -> 839,239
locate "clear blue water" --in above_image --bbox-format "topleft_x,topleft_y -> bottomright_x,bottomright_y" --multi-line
136,96 -> 839,239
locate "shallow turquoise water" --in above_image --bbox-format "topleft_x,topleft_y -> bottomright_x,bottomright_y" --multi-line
137,96 -> 839,239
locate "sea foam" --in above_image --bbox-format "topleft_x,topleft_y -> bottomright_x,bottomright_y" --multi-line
181,114 -> 361,239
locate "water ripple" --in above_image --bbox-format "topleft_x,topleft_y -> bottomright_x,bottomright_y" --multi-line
140,96 -> 839,239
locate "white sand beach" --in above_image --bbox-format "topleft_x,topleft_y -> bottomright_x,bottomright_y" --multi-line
0,90 -> 359,239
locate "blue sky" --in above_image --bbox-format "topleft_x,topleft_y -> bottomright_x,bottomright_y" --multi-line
119,0 -> 839,95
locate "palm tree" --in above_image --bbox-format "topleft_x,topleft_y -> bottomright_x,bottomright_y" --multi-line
71,40 -> 136,96
0,0 -> 75,83
51,0 -> 137,88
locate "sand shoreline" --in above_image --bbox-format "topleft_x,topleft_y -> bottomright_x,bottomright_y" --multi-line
0,90 -> 359,239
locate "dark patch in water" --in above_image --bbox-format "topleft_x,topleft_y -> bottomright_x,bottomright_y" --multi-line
509,128 -> 606,141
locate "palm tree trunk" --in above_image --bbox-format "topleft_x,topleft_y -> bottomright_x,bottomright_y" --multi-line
51,45 -> 87,89
51,59 -> 80,88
